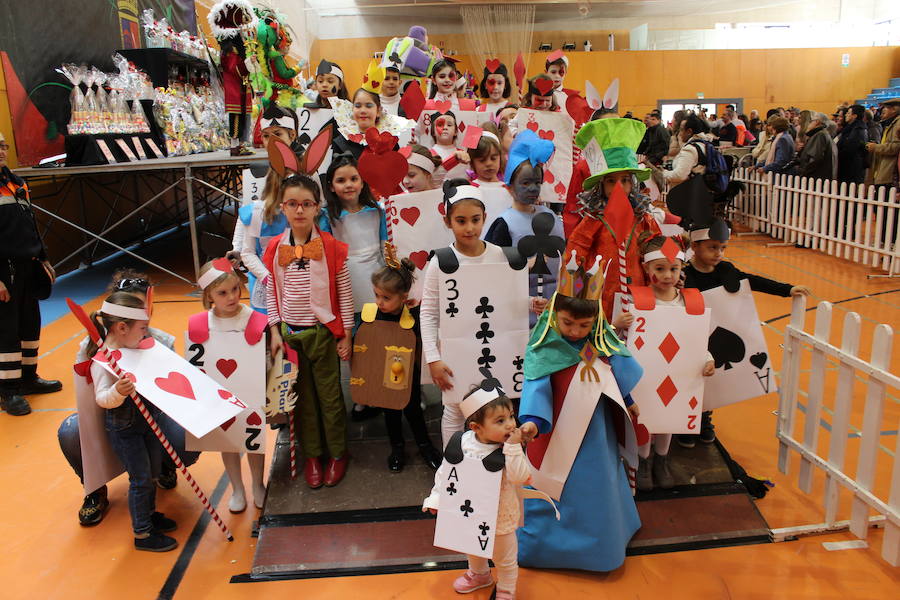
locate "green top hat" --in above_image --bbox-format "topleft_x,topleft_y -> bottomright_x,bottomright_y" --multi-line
575,117 -> 651,189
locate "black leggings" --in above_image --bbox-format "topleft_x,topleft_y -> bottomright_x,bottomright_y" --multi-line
383,370 -> 431,447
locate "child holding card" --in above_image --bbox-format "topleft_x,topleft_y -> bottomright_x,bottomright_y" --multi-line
264,172 -> 354,489
87,291 -> 179,552
522,75 -> 559,112
615,234 -> 715,491
400,144 -> 440,192
421,179 -> 529,445
423,386 -> 531,600
679,224 -> 811,447
194,259 -> 267,512
357,245 -> 442,472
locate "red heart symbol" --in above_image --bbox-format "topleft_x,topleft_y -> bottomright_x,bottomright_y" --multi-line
220,416 -> 236,432
138,337 -> 155,350
554,181 -> 566,195
437,201 -> 446,216
246,411 -> 262,426
400,206 -> 420,226
348,133 -> 364,143
155,371 -> 196,401
372,80 -> 380,89
633,419 -> 651,446
123,372 -> 137,383
434,100 -> 451,114
538,129 -> 555,141
486,58 -> 501,73
526,121 -> 539,132
544,170 -> 555,184
359,151 -> 407,198
217,389 -> 233,399
535,78 -> 554,96
365,128 -> 398,154
409,250 -> 429,270
216,358 -> 238,378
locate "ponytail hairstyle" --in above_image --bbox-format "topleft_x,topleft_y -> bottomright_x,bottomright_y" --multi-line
323,153 -> 380,223
85,291 -> 147,358
262,169 -> 285,224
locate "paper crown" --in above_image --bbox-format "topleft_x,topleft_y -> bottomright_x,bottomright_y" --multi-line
459,368 -> 505,419
316,59 -> 344,81
575,117 -> 650,189
504,129 -> 555,184
528,74 -> 555,98
362,59 -> 385,95
556,250 -> 605,302
198,257 -> 235,290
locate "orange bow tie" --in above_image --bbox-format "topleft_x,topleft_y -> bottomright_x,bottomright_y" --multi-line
277,237 -> 324,266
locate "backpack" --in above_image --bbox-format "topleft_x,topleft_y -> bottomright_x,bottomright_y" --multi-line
690,140 -> 730,195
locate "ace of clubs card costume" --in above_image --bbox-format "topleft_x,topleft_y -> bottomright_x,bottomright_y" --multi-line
623,286 -> 711,434
701,280 -> 773,409
183,308 -> 268,453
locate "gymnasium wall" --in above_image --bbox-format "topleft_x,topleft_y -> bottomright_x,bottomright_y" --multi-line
311,41 -> 900,120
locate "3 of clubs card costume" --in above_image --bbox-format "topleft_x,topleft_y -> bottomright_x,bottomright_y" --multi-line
517,251 -> 644,572
420,181 -> 530,446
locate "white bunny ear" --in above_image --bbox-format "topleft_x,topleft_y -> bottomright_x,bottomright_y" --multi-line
585,80 -> 602,110
603,78 -> 620,110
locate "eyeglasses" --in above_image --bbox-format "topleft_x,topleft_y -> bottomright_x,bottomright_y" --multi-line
0,143 -> 9,151
282,200 -> 318,212
115,278 -> 149,291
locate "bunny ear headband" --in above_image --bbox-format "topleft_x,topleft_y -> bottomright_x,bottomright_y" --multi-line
266,125 -> 334,177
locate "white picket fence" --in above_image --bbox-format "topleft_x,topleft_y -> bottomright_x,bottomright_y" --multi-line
730,168 -> 900,276
774,296 -> 899,565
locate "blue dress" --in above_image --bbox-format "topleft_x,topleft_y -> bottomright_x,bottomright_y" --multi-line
239,203 -> 287,314
517,336 -> 642,572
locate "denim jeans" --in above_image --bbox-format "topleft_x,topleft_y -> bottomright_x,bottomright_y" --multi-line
57,410 -> 200,485
104,401 -> 162,535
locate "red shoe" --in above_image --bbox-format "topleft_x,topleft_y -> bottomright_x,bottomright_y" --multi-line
324,455 -> 349,487
304,457 -> 323,489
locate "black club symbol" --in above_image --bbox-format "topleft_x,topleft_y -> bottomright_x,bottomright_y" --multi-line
478,522 -> 490,536
389,52 -> 402,67
475,322 -> 494,344
477,348 -> 497,368
517,211 -> 566,276
478,367 -> 502,393
475,297 -> 494,319
512,355 -> 524,370
445,302 -> 459,318
446,482 -> 457,496
459,499 -> 474,517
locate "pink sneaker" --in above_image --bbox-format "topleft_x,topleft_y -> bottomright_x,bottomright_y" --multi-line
452,569 -> 493,593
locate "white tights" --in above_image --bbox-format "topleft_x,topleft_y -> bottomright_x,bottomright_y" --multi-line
468,532 -> 518,593
638,433 -> 672,459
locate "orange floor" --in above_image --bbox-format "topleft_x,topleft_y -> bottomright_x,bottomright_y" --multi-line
1,235 -> 898,599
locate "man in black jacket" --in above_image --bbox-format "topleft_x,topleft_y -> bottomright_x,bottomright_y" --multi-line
796,112 -> 837,181
0,131 -> 61,416
637,111 -> 671,166
837,105 -> 869,184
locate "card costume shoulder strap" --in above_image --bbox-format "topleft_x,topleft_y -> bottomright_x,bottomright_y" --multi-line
629,286 -> 656,310
188,311 -> 211,343
501,246 -> 527,271
399,305 -> 415,330
245,310 -> 269,344
482,446 -> 505,472
238,203 -> 255,226
435,247 -> 459,274
73,359 -> 93,383
361,303 -> 378,323
681,288 -> 705,315
443,430 -> 466,464
717,262 -> 742,293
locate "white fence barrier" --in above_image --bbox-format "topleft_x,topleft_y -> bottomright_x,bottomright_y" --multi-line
774,296 -> 899,565
730,168 -> 900,276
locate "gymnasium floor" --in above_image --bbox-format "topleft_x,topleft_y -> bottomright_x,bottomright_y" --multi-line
1,232 -> 897,599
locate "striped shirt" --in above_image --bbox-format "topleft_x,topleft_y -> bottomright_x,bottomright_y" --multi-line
266,259 -> 354,330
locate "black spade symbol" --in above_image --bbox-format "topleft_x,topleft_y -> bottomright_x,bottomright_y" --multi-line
517,212 -> 565,276
749,352 -> 768,369
708,326 -> 745,370
296,133 -> 312,148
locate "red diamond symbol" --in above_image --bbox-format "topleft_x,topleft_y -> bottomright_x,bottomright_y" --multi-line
658,333 -> 680,363
689,396 -> 698,410
657,376 -> 677,407
634,336 -> 644,350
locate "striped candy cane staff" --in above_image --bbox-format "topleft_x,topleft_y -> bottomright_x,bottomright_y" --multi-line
66,298 -> 234,542
617,242 -> 630,309
288,412 -> 297,480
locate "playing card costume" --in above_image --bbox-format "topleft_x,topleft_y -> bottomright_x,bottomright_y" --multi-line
565,118 -> 661,319
517,252 -> 643,572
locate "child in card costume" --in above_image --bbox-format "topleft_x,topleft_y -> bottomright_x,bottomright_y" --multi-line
352,243 -> 442,472
516,253 -> 643,572
477,59 -> 511,117
566,118 -> 661,320
262,130 -> 355,489
189,259 -> 268,512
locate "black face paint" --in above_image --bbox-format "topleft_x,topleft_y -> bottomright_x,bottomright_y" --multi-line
512,164 -> 543,205
330,85 -> 338,95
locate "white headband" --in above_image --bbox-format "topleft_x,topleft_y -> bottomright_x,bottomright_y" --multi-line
460,388 -> 502,419
447,184 -> 483,204
481,131 -> 500,144
407,152 -> 437,174
100,301 -> 149,321
259,115 -> 296,131
689,227 -> 731,242
198,264 -> 234,290
320,66 -> 344,81
642,249 -> 685,264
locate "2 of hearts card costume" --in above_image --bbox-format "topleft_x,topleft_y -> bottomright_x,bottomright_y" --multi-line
517,253 -> 643,572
